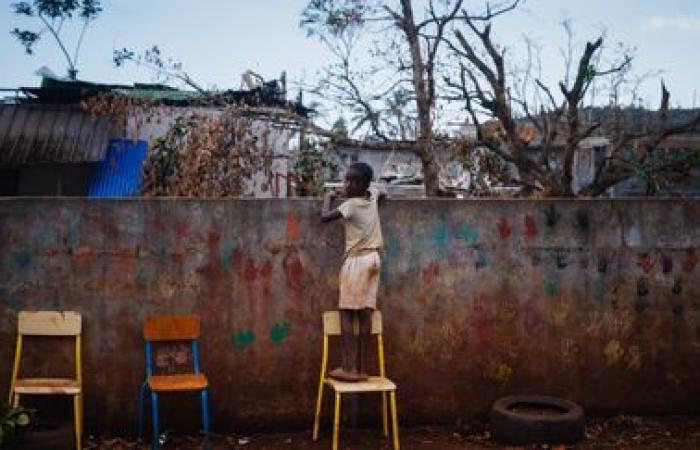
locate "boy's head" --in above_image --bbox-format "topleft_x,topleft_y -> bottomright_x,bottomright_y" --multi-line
344,162 -> 373,197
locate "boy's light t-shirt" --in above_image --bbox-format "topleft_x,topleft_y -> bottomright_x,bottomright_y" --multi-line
337,186 -> 384,257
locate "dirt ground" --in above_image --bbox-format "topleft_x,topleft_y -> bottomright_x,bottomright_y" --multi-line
16,416 -> 700,449
93,416 -> 700,450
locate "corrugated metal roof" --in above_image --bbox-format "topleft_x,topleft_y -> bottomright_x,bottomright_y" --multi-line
88,139 -> 147,197
16,76 -> 311,116
0,104 -> 114,166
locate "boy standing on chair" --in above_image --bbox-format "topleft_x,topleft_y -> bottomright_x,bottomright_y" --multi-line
321,162 -> 386,382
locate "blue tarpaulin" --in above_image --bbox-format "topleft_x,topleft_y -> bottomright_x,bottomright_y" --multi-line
88,139 -> 147,197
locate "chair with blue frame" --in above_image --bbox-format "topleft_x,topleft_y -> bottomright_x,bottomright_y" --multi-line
138,314 -> 211,449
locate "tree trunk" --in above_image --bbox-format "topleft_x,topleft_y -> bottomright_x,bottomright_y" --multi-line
400,0 -> 440,196
419,119 -> 439,196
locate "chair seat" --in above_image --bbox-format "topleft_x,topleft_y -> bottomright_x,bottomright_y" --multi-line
148,374 -> 208,392
324,376 -> 396,393
14,378 -> 81,395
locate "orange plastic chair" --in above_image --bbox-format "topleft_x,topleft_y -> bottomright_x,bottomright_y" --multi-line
137,315 -> 211,449
8,311 -> 83,450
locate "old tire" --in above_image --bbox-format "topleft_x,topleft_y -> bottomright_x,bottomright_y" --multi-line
491,395 -> 585,446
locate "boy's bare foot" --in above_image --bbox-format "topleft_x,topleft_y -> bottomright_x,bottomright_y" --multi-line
329,367 -> 369,382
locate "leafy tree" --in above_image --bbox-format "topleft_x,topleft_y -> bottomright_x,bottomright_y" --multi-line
330,117 -> 349,140
293,139 -> 336,196
10,0 -> 102,79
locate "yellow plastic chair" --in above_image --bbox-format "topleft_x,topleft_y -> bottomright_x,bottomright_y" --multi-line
312,310 -> 400,450
8,311 -> 83,450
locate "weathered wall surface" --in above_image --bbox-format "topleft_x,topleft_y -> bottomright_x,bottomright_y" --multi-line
1,199 -> 699,433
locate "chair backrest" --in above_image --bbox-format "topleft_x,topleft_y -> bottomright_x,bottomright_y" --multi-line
322,310 -> 383,336
143,315 -> 202,377
18,311 -> 82,336
144,315 -> 200,341
319,310 -> 387,379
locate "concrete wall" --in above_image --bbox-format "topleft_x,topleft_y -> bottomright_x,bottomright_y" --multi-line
1,199 -> 699,434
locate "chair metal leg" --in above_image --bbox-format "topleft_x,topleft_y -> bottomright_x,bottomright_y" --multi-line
151,392 -> 159,450
390,391 -> 400,450
381,392 -> 389,437
312,381 -> 324,441
79,393 -> 84,436
138,382 -> 146,441
12,393 -> 20,408
201,389 -> 211,448
74,395 -> 82,450
332,392 -> 341,450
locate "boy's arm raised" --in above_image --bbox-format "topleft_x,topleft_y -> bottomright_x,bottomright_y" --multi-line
321,191 -> 343,222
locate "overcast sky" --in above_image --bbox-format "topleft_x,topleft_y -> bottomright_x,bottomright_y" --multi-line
2,0 -> 699,114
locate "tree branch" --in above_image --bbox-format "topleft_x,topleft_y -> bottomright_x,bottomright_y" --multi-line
38,13 -> 75,72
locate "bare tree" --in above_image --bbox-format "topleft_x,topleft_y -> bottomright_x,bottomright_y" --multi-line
301,0 -> 521,195
113,46 -> 207,94
445,14 -> 700,196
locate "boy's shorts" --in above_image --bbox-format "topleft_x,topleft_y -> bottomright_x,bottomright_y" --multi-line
339,250 -> 381,310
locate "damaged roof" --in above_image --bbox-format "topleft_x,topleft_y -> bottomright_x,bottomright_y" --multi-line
0,104 -> 113,166
0,74 -> 311,166
16,76 -> 312,116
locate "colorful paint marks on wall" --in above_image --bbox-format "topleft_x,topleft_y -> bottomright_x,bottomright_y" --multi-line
432,222 -> 449,246
385,235 -> 400,262
555,250 -> 568,269
12,249 -> 31,270
604,339 -> 624,365
636,277 -> 649,297
431,222 -> 450,260
682,249 -> 698,274
458,221 -> 479,245
575,209 -> 590,233
594,277 -> 607,304
524,215 -> 537,239
220,241 -> 237,269
270,322 -> 291,344
544,204 -> 559,228
232,330 -> 255,348
638,253 -> 655,274
497,217 -> 512,240
544,275 -> 560,297
422,260 -> 440,284
244,257 -> 259,281
484,360 -> 513,383
196,230 -> 225,299
283,250 -> 304,291
286,213 -> 299,241
474,249 -> 488,270
661,254 -> 673,274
